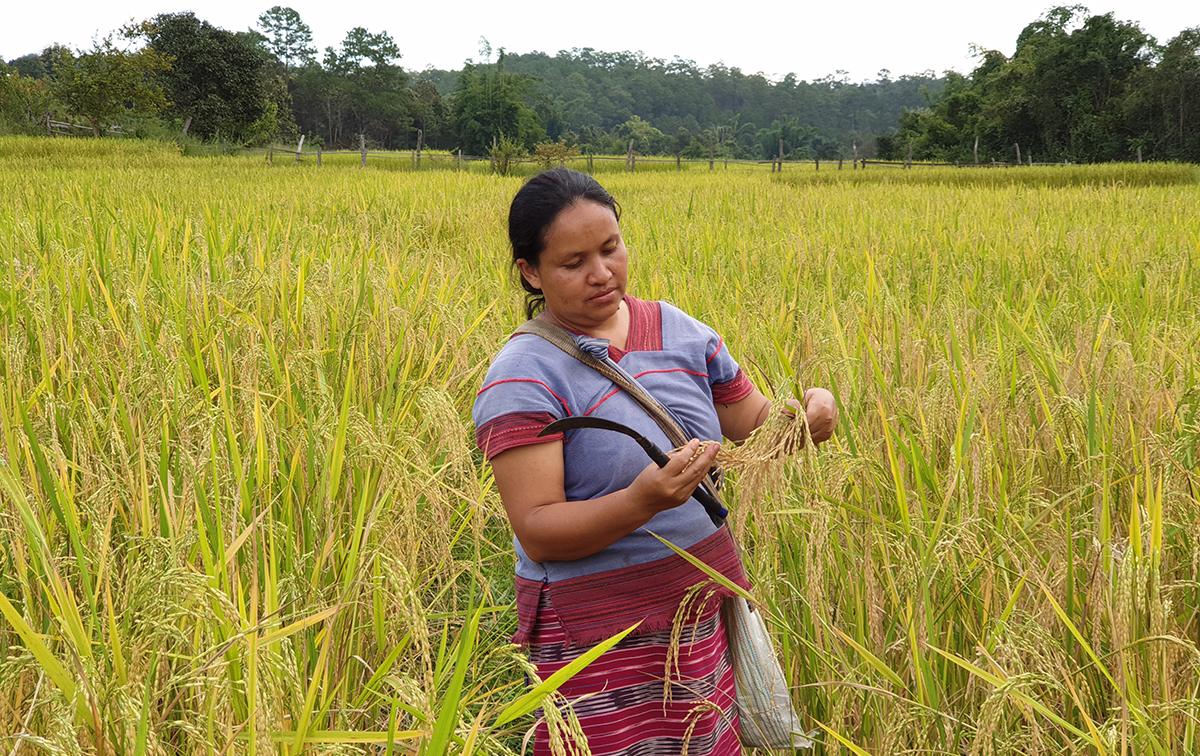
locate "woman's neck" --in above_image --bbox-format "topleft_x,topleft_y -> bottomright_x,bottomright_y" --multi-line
540,299 -> 630,351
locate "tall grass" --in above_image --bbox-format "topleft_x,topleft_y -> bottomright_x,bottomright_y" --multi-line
0,136 -> 1197,754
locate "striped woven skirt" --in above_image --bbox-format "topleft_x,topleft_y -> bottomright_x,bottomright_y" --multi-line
528,586 -> 742,756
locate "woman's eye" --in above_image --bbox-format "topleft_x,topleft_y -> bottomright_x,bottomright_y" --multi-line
564,260 -> 583,269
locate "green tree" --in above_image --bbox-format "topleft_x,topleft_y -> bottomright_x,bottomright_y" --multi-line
612,115 -> 669,155
888,7 -> 1161,163
256,6 -> 315,76
301,27 -> 410,147
39,45 -> 71,81
756,117 -> 819,159
450,52 -> 545,154
148,12 -> 272,141
0,63 -> 42,132
7,54 -> 46,80
1126,28 -> 1200,161
49,24 -> 170,136
323,27 -> 401,77
409,78 -> 449,148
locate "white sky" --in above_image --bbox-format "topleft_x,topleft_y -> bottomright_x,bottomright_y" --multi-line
2,1 -> 1194,83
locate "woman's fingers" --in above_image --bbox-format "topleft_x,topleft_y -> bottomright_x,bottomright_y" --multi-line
632,439 -> 721,512
803,388 -> 837,444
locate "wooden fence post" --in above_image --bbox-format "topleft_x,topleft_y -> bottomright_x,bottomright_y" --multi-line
906,138 -> 913,169
317,144 -> 322,167
626,139 -> 634,172
491,135 -> 497,174
677,154 -> 681,171
295,134 -> 305,165
973,135 -> 979,165
360,134 -> 366,168
588,153 -> 593,173
1014,143 -> 1021,165
416,129 -> 423,169
815,158 -> 819,172
458,148 -> 462,171
708,133 -> 713,170
1137,146 -> 1142,163
179,116 -> 192,146
838,156 -> 843,170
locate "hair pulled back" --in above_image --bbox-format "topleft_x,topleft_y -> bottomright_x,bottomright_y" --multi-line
508,168 -> 621,319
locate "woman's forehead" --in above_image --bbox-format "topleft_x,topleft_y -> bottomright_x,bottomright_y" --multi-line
544,202 -> 621,250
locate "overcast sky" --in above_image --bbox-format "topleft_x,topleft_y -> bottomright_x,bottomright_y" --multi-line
3,1 -> 1195,82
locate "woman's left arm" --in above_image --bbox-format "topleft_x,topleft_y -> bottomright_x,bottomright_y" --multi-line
715,387 -> 838,445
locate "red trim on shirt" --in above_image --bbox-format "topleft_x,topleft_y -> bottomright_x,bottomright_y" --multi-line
625,296 -> 663,352
711,368 -> 753,404
706,335 -> 724,363
476,411 -> 561,459
477,378 -> 571,416
583,388 -> 621,416
632,367 -> 709,379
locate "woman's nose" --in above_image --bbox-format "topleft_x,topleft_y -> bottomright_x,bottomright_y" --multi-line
586,258 -> 612,284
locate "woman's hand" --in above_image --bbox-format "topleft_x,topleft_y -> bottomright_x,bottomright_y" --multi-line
717,387 -> 838,447
490,437 -> 721,563
627,438 -> 721,514
784,388 -> 838,446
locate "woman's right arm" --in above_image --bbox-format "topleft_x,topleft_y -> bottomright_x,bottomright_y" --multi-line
489,438 -> 721,563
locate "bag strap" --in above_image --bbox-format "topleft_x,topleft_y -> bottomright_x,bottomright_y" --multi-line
513,318 -> 723,503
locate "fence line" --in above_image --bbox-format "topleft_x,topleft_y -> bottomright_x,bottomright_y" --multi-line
201,140 -> 1077,174
46,119 -> 125,138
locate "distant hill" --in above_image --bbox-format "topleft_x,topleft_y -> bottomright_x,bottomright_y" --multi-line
414,49 -> 944,157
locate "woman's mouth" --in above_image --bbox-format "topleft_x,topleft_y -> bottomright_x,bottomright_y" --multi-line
590,288 -> 617,303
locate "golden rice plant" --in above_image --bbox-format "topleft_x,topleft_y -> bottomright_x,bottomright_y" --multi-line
0,136 -> 1197,755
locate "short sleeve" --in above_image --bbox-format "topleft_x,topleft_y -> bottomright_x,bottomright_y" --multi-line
473,357 -> 572,460
702,328 -> 753,405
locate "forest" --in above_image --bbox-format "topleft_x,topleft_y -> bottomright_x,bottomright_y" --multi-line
1,5 -> 1197,162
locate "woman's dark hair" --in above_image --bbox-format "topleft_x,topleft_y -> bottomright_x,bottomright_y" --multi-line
508,168 -> 621,319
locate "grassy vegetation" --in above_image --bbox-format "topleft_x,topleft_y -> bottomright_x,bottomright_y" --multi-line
0,135 -> 1197,754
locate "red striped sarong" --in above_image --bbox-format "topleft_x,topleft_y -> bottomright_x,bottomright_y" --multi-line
528,585 -> 742,756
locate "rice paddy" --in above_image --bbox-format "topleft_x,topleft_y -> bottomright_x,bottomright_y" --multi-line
1,136 -> 1198,755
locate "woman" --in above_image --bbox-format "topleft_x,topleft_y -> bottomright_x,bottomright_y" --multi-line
473,169 -> 837,755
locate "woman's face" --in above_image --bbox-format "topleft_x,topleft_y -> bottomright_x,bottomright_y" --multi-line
517,200 -> 628,331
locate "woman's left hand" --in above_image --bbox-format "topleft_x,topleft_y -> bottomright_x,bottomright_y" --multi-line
784,388 -> 838,446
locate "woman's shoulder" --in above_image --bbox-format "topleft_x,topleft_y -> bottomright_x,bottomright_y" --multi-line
638,298 -> 720,346
486,332 -> 573,379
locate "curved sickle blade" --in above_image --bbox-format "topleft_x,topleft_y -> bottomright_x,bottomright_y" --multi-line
538,417 -> 727,526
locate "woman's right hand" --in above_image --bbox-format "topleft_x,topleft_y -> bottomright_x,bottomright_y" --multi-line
491,437 -> 721,563
627,438 -> 721,515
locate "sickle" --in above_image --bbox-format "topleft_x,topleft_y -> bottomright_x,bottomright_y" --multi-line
539,417 -> 727,527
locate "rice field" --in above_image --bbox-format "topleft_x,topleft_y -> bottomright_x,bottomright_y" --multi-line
0,136 -> 1198,755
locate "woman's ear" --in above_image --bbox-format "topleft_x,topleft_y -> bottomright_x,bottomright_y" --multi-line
515,259 -> 542,290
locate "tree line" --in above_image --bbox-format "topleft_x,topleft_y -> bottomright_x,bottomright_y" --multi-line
1,6 -> 1197,162
879,7 -> 1200,163
0,6 -> 940,159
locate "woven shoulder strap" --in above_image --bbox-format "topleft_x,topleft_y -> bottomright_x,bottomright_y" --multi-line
513,318 -> 723,502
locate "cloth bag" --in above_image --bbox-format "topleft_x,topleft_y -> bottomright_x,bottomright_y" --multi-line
513,319 -> 813,750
